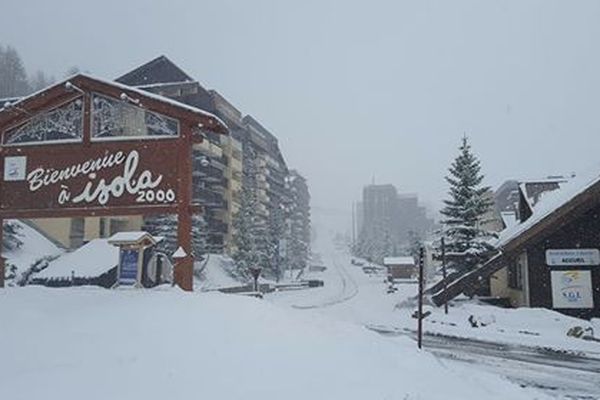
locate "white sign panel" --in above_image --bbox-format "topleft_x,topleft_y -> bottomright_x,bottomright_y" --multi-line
3,156 -> 27,181
551,270 -> 594,309
546,249 -> 600,266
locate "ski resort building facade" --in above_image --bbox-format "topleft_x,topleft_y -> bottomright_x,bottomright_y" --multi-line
0,56 -> 312,285
0,74 -> 228,290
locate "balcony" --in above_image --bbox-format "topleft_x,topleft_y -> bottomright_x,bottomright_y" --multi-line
193,189 -> 226,208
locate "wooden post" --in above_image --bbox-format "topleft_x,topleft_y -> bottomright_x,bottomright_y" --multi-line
441,236 -> 448,314
176,124 -> 194,291
417,246 -> 424,349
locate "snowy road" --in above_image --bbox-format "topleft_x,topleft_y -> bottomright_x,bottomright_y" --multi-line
292,252 -> 359,309
369,327 -> 600,399
267,237 -> 600,400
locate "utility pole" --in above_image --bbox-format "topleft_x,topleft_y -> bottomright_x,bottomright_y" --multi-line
441,236 -> 448,314
417,246 -> 425,349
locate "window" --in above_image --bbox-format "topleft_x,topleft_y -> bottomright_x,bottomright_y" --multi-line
3,98 -> 84,145
508,252 -> 527,290
91,93 -> 179,140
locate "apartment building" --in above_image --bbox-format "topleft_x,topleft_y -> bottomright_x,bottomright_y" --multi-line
116,56 -> 232,252
116,56 -> 303,259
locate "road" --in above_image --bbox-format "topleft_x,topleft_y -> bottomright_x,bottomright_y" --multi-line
268,238 -> 600,399
369,325 -> 600,399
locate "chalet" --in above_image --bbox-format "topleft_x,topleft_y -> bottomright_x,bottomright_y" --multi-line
433,169 -> 600,319
383,256 -> 416,280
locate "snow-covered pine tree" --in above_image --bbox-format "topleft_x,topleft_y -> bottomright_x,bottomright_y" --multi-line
232,149 -> 269,278
440,136 -> 496,274
406,230 -> 422,261
143,214 -> 207,260
2,220 -> 23,251
266,202 -> 286,280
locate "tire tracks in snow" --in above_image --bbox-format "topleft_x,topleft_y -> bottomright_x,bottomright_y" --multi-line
292,252 -> 359,309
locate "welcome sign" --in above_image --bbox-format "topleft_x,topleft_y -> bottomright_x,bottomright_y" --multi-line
1,143 -> 179,212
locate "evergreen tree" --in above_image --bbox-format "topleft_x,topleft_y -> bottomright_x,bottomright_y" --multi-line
143,214 -> 207,260
406,230 -> 422,261
0,45 -> 30,98
232,150 -> 269,278
440,136 -> 496,274
29,70 -> 55,92
266,202 -> 287,280
2,220 -> 23,252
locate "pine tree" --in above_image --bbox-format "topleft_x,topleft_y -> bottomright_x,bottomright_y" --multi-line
2,220 -> 23,252
143,214 -> 207,260
232,150 -> 269,278
440,136 -> 496,274
0,45 -> 30,98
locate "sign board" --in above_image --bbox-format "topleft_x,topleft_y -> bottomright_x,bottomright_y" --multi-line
551,270 -> 594,309
119,248 -> 139,285
546,249 -> 600,266
4,156 -> 27,181
1,143 -> 180,213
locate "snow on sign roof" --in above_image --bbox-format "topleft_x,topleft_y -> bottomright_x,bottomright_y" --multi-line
35,239 -> 119,280
0,73 -> 228,134
383,257 -> 415,266
496,162 -> 600,249
108,231 -> 160,245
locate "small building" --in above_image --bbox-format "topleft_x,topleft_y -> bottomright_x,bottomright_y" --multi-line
383,256 -> 416,279
434,168 -> 600,319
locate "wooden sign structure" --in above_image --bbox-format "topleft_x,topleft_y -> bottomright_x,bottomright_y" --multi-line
0,74 -> 228,290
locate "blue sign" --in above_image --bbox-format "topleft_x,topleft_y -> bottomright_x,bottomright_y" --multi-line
119,249 -> 139,285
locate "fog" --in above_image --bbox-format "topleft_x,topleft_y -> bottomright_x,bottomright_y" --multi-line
3,0 -> 600,228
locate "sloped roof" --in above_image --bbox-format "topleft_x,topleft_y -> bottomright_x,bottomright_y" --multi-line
116,55 -> 194,86
0,73 -> 228,134
497,163 -> 600,251
36,239 -> 119,279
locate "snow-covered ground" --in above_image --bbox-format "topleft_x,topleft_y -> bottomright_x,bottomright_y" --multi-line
268,235 -> 600,356
194,253 -> 242,290
1,217 -> 597,399
0,286 -> 549,400
266,230 -> 600,399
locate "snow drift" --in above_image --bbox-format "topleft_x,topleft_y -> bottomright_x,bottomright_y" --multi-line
0,287 -> 548,400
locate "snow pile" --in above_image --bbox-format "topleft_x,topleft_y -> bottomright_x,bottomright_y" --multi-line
35,239 -> 118,280
195,253 -> 244,290
0,287 -> 549,400
3,220 -> 62,284
395,301 -> 600,355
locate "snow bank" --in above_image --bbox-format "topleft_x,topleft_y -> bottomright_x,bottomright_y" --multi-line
395,300 -> 600,356
35,239 -> 118,279
195,253 -> 244,290
3,220 -> 62,283
0,287 -> 548,400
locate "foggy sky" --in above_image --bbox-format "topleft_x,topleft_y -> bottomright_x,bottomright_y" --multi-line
2,0 -> 600,229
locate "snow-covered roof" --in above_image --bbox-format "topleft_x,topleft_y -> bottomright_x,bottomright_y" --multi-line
108,231 -> 161,245
172,246 -> 188,259
383,257 -> 415,266
496,162 -> 600,249
35,239 -> 119,280
0,73 -> 228,134
500,211 -> 518,229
